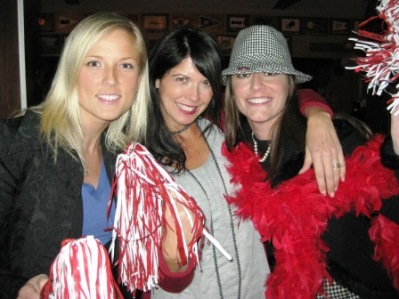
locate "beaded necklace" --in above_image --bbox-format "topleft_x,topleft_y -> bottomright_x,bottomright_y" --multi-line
251,132 -> 271,163
186,124 -> 242,299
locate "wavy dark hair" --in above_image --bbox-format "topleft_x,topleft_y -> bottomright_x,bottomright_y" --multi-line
145,27 -> 223,172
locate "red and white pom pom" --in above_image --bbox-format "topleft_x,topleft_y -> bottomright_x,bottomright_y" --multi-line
109,142 -> 205,293
348,0 -> 399,114
41,236 -> 122,299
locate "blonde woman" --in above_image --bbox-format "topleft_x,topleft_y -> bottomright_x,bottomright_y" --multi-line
0,12 -> 149,298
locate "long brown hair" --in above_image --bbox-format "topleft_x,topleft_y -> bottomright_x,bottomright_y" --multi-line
223,74 -> 307,186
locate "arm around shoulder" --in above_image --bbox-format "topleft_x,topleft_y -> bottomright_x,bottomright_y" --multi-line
297,88 -> 333,118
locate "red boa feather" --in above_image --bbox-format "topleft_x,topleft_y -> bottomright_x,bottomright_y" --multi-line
223,135 -> 399,298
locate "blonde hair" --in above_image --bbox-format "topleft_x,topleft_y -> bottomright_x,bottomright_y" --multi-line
35,12 -> 149,163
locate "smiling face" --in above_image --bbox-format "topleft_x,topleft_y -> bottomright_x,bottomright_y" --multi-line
231,73 -> 291,137
76,28 -> 141,129
155,57 -> 213,132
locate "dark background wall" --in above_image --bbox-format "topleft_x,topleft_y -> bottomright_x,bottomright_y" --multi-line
1,0 -> 390,132
40,0 -> 368,18
0,0 -> 41,118
0,0 -> 21,118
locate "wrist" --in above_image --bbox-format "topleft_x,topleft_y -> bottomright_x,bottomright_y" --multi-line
304,106 -> 331,118
305,107 -> 332,119
162,231 -> 189,272
161,248 -> 188,272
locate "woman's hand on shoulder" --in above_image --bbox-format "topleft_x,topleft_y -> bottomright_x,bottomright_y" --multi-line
17,274 -> 48,299
300,107 -> 345,197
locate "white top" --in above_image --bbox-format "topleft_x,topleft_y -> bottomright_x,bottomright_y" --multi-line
151,119 -> 270,299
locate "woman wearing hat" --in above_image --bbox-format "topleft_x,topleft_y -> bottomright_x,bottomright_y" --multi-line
223,25 -> 399,298
138,26 -> 348,299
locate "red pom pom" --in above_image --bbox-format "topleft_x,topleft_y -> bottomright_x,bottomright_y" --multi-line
41,236 -> 122,299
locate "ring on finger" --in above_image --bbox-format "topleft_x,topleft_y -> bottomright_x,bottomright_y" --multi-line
333,162 -> 343,169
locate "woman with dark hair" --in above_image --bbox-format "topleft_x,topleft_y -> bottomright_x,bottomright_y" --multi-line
223,25 -> 399,298
141,26 -> 346,298
146,28 -> 223,171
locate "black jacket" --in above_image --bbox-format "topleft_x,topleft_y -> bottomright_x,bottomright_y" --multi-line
0,111 -> 117,298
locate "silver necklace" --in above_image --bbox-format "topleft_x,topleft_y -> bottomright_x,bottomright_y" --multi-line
186,125 -> 242,299
251,132 -> 271,163
170,122 -> 194,135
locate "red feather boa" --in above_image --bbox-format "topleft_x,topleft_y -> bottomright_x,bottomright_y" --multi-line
223,135 -> 399,299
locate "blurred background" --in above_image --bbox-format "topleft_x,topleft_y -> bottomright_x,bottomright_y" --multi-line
2,0 -> 389,133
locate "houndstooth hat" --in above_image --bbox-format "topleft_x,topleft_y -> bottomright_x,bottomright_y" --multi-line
222,25 -> 312,84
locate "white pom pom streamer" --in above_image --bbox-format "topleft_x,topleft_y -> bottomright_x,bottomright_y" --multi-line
109,142 -> 206,293
347,0 -> 399,114
41,236 -> 121,299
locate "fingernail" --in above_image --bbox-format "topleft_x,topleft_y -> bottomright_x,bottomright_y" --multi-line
329,192 -> 335,198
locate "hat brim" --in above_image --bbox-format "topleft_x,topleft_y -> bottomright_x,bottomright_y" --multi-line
222,66 -> 312,84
